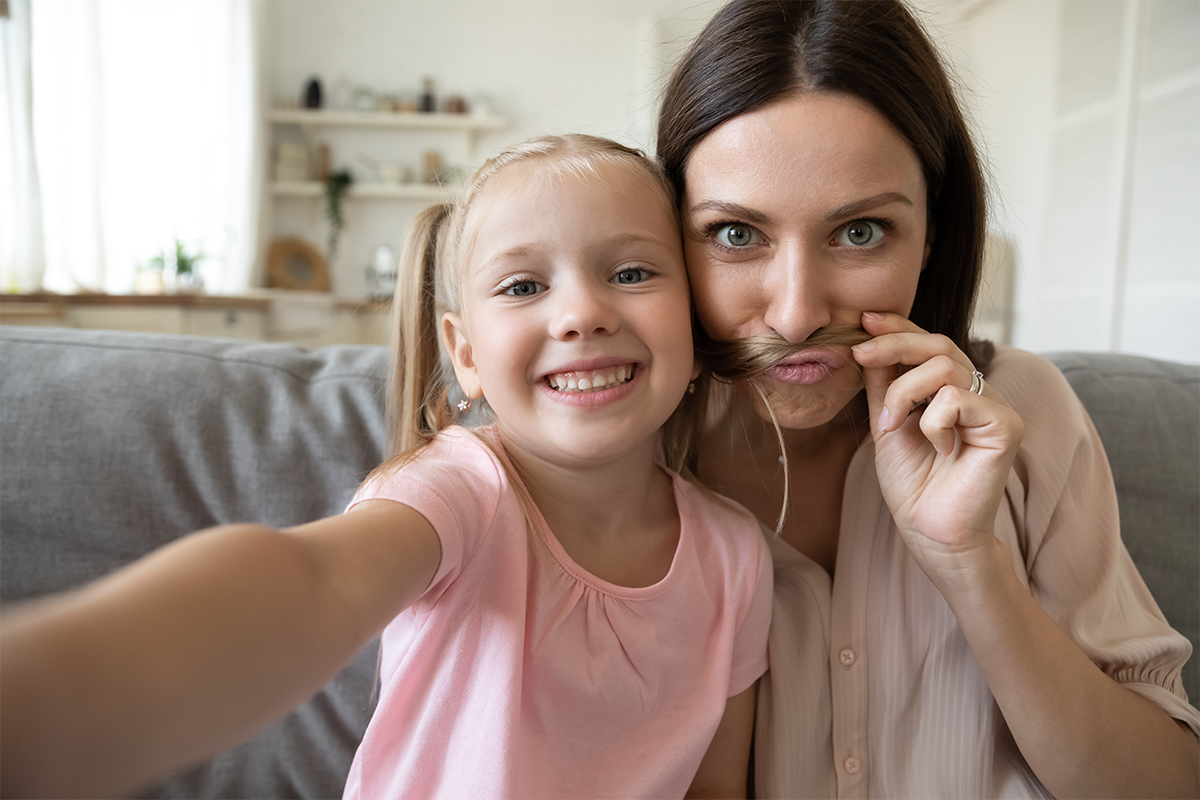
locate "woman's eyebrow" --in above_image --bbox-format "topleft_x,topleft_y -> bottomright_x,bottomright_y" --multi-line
686,200 -> 770,225
825,192 -> 913,221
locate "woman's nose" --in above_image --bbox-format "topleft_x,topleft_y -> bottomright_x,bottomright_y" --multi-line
762,245 -> 831,343
548,280 -> 619,340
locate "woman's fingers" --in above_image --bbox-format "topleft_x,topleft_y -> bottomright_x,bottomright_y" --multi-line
854,311 -> 974,372
916,384 -> 1005,456
852,311 -> 1009,444
870,355 -> 1000,434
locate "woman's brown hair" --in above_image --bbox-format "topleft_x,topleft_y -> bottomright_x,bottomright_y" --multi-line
657,0 -> 990,364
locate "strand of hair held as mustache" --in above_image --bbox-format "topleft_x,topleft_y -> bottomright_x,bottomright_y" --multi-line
695,324 -> 873,383
695,324 -> 873,535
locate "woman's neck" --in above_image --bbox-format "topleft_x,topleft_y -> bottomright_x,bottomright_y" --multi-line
699,385 -> 868,574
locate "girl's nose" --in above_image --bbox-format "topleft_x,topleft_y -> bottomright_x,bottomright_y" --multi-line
762,244 -> 831,343
548,280 -> 619,340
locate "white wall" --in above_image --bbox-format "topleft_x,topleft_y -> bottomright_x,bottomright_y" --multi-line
265,0 -> 1200,363
915,0 -> 1057,345
922,0 -> 1199,363
263,0 -> 721,299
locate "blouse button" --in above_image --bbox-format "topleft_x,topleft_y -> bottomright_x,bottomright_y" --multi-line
838,647 -> 856,666
844,755 -> 862,775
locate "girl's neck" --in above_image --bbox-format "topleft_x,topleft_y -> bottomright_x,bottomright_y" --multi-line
495,428 -> 681,588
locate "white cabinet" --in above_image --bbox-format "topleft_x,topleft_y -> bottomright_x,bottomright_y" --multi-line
267,108 -> 506,200
0,294 -> 391,346
266,108 -> 506,298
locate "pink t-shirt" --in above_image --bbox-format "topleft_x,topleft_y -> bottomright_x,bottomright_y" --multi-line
342,425 -> 773,800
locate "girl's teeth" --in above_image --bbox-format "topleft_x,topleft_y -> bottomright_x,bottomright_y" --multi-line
549,366 -> 634,393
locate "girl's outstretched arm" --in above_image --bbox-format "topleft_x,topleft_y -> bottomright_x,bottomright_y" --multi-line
686,683 -> 757,799
0,500 -> 439,800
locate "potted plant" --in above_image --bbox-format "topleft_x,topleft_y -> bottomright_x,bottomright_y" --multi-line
146,239 -> 204,293
324,169 -> 353,263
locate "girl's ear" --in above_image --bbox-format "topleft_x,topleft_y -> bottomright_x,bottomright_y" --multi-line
441,312 -> 482,399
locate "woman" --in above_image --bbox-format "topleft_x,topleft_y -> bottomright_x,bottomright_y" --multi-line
657,0 -> 1200,797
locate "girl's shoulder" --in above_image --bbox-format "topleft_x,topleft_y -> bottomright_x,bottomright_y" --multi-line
671,470 -> 770,564
355,425 -> 506,505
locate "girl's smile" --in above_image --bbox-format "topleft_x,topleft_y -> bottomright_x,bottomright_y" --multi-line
543,360 -> 638,400
442,160 -> 695,471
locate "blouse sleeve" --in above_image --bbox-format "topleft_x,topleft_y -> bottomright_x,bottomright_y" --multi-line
994,348 -> 1200,735
727,523 -> 774,697
347,428 -> 504,606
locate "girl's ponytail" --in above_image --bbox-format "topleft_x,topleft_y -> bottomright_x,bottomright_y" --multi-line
388,202 -> 453,458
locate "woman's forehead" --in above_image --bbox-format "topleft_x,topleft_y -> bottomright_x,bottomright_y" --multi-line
683,93 -> 926,214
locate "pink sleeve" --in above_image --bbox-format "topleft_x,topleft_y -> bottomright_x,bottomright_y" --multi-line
997,350 -> 1199,734
347,430 -> 504,604
728,526 -> 774,697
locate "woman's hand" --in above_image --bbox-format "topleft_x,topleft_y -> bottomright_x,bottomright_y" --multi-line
851,311 -> 1024,581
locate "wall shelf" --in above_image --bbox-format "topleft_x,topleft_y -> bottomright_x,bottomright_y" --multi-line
270,181 -> 457,200
268,108 -> 506,133
266,105 -> 506,297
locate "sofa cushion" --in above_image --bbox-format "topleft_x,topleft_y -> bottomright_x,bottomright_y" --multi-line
1046,351 -> 1199,707
1,326 -> 390,799
2,328 -> 1194,799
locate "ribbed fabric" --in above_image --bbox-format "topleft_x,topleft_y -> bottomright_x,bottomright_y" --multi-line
755,347 -> 1199,799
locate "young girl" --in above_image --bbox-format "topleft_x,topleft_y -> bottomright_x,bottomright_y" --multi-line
0,135 -> 773,800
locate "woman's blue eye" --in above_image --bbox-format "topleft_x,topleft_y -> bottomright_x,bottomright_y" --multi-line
714,223 -> 761,248
838,220 -> 885,247
503,280 -> 542,297
613,267 -> 650,285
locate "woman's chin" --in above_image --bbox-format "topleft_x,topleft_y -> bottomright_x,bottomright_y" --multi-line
742,377 -> 865,432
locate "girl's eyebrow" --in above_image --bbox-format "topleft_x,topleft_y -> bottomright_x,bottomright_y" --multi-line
478,233 -> 677,272
477,244 -> 537,273
608,231 -> 679,251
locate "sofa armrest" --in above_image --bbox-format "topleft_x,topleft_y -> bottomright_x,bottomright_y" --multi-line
1,326 -> 391,799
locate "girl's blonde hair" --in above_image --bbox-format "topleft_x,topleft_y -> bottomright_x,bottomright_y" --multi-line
372,133 -> 705,480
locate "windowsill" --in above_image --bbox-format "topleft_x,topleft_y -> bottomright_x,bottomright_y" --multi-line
0,292 -> 389,313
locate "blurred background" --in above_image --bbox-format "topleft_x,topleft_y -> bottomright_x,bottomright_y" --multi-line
2,0 -> 1196,360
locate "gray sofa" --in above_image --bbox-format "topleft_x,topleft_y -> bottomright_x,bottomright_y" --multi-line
1,326 -> 1196,799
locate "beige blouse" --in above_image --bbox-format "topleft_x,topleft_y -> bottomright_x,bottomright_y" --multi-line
754,347 -> 1199,798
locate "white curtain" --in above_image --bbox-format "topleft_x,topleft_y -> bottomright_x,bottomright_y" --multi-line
1,0 -> 46,293
1,0 -> 262,295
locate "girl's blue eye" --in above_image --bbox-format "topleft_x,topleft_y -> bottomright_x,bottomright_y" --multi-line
714,223 -> 761,248
838,219 -> 885,247
613,267 -> 650,285
503,280 -> 543,297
